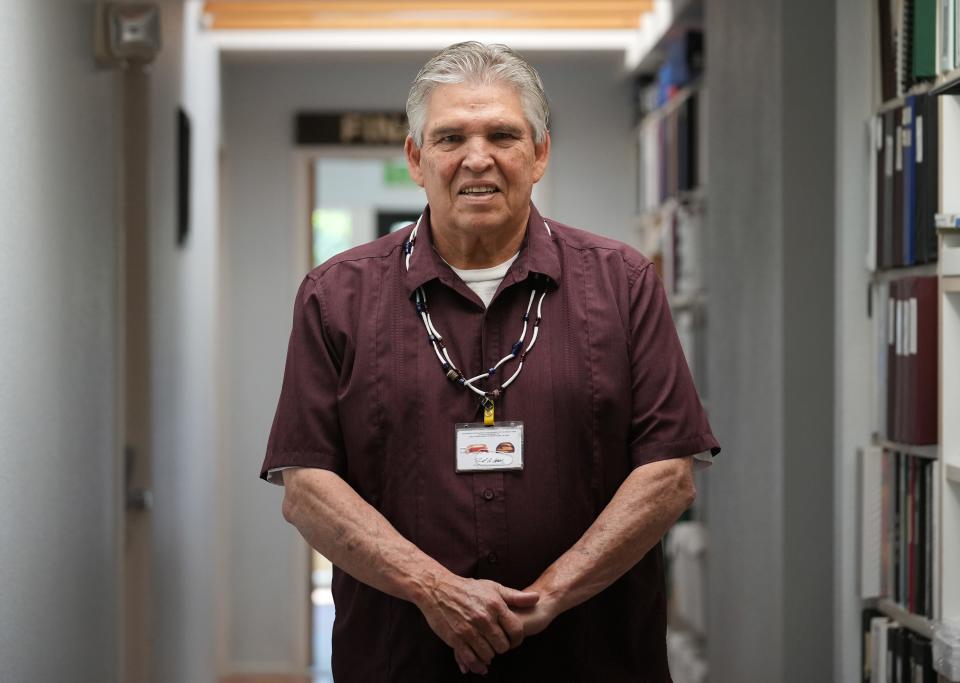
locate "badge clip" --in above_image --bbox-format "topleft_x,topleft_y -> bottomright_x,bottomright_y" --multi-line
482,397 -> 495,426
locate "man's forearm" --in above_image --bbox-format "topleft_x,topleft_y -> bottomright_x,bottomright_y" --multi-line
282,467 -> 442,605
525,456 -> 695,621
281,467 -> 539,675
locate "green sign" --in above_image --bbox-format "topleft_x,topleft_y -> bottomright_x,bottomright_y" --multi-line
384,159 -> 414,186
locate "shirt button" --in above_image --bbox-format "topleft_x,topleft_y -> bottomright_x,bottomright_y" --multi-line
487,552 -> 498,564
482,488 -> 495,501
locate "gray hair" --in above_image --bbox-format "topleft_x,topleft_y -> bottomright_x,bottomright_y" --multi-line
406,41 -> 550,147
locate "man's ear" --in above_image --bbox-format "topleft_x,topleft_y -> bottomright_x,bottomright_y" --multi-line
405,135 -> 425,187
531,131 -> 551,184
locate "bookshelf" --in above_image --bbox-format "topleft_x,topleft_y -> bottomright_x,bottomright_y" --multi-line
634,78 -> 707,366
630,4 -> 708,682
860,0 -> 960,678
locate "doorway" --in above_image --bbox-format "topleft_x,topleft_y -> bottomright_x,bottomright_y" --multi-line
304,149 -> 425,679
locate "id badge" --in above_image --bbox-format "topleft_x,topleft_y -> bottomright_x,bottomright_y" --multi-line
455,422 -> 524,473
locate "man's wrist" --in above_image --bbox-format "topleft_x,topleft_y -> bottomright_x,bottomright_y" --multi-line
404,562 -> 449,609
528,571 -> 569,616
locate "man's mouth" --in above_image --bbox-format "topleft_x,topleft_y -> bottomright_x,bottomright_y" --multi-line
459,184 -> 499,196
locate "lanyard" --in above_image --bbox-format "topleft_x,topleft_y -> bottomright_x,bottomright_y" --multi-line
404,215 -> 551,425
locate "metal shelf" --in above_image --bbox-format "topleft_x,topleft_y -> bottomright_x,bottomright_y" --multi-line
635,188 -> 706,226
872,598 -> 936,638
668,292 -> 705,310
875,83 -> 935,114
872,437 -> 939,460
947,462 -> 960,485
636,78 -> 704,124
930,68 -> 960,96
869,263 -> 939,284
943,276 -> 960,293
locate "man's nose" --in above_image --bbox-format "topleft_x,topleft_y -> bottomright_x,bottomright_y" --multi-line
461,136 -> 494,173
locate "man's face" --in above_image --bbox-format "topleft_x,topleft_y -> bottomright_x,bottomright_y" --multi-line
405,81 -> 550,239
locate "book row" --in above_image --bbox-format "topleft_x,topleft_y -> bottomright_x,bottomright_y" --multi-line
861,449 -> 939,619
877,0 -> 960,102
862,608 -> 937,682
637,90 -> 701,215
872,277 -> 938,445
869,94 -> 940,270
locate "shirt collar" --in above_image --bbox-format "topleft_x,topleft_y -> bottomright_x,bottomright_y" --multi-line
402,203 -> 562,297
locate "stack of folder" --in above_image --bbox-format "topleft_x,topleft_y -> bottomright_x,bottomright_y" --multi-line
871,94 -> 939,269
877,0 -> 950,102
637,91 -> 700,214
872,277 -> 938,445
861,448 -> 938,619
862,609 -> 937,682
635,31 -> 703,216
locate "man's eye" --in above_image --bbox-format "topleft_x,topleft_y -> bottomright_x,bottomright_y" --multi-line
439,135 -> 462,144
491,132 -> 516,141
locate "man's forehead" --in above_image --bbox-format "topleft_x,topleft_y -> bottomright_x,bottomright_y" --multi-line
422,82 -> 529,131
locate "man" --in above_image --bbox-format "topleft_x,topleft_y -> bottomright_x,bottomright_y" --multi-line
262,42 -> 719,681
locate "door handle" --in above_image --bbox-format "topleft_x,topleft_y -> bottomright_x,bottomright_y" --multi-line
126,488 -> 153,511
124,446 -> 152,511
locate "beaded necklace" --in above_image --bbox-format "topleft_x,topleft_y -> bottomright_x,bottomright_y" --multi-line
403,214 -> 551,425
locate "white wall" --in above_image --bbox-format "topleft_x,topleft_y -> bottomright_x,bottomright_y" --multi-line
834,0 -> 874,681
147,2 -> 224,681
0,1 -> 119,681
219,50 -> 635,672
704,0 -> 837,681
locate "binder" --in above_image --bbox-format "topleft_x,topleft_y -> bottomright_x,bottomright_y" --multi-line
879,0 -> 898,101
886,282 -> 898,439
909,631 -> 936,682
925,460 -> 934,616
874,281 -> 890,435
920,94 -> 939,264
900,454 -> 909,604
903,278 -> 916,444
882,111 -> 896,269
914,95 -> 928,263
871,615 -> 891,683
890,280 -> 907,443
907,456 -> 918,611
892,451 -> 903,602
916,457 -> 928,615
862,607 -> 885,682
941,0 -> 957,72
901,99 -> 917,266
893,109 -> 905,266
887,625 -> 908,682
913,0 -> 938,78
871,117 -> 883,270
911,277 -> 938,444
862,446 -> 884,599
883,450 -> 894,596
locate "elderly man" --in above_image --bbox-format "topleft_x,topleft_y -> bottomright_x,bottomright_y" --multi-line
262,42 -> 719,681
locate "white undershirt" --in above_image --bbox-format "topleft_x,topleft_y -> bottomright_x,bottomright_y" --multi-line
446,252 -> 520,308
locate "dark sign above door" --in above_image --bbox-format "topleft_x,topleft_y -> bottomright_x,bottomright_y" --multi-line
295,112 -> 408,146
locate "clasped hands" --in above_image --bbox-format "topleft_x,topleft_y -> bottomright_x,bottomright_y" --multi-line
416,573 -> 559,676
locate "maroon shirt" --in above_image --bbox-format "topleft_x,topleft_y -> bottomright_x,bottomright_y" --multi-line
262,204 -> 719,682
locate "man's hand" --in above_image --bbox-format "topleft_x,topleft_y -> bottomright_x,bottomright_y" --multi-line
513,587 -> 561,640
414,574 -> 538,675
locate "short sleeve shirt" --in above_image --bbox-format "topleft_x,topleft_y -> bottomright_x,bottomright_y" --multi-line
262,204 -> 720,682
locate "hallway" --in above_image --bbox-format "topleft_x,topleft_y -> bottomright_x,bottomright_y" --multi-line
5,1 -> 958,682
